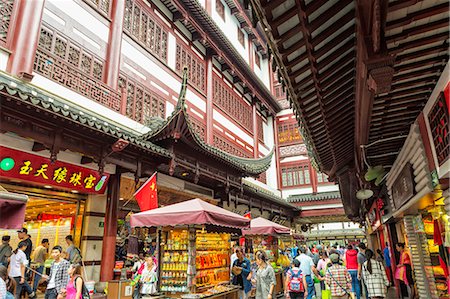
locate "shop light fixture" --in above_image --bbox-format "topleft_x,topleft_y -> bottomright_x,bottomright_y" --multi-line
44,185 -> 52,189
181,172 -> 189,177
71,190 -> 79,193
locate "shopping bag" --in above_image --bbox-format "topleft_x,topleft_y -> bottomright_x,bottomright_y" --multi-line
322,289 -> 331,299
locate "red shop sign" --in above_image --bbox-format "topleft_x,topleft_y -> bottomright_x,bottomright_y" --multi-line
0,146 -> 109,194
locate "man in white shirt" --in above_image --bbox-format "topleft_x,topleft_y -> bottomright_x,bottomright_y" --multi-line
42,246 -> 70,299
296,246 -> 323,299
8,240 -> 36,298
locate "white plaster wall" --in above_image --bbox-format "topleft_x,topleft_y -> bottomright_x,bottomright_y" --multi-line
277,108 -> 295,117
317,184 -> 340,193
281,187 -> 314,198
301,203 -> 343,210
0,133 -> 116,174
167,33 -> 177,70
31,74 -> 151,134
121,38 -> 206,112
422,62 -> 449,179
213,109 -> 253,145
280,155 -> 309,163
211,0 -> 249,63
44,0 -> 109,43
0,50 -> 8,71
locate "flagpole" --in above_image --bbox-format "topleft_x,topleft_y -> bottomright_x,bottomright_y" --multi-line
123,172 -> 157,207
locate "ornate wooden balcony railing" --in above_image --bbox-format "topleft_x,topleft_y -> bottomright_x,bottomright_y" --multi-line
176,42 -> 206,93
0,0 -> 15,47
213,134 -> 252,158
34,48 -> 122,112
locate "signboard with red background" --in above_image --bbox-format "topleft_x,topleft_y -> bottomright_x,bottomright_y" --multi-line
0,146 -> 109,194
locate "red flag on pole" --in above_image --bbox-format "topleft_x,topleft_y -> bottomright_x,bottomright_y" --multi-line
243,211 -> 251,219
134,172 -> 158,211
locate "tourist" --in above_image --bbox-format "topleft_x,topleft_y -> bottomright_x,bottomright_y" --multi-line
383,242 -> 392,285
65,236 -> 82,264
362,249 -> 389,299
345,245 -> 360,299
254,250 -> 276,299
316,251 -> 329,295
0,236 -> 12,267
231,247 -> 251,299
357,243 -> 368,298
285,259 -> 306,299
395,243 -> 415,299
43,246 -> 70,299
8,240 -> 36,299
17,228 -> 32,263
140,255 -> 158,297
295,246 -> 323,299
325,253 -> 351,299
64,264 -> 85,299
32,238 -> 49,292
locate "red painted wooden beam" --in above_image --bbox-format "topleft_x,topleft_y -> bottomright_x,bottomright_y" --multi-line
386,2 -> 448,30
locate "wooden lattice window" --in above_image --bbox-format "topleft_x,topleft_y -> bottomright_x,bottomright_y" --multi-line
216,0 -> 225,20
83,0 -> 110,17
428,91 -> 449,166
189,117 -> 206,141
281,164 -> 311,187
213,75 -> 253,132
277,122 -> 302,144
274,84 -> 285,99
124,0 -> 168,62
257,115 -> 264,142
119,75 -> 166,123
33,27 -> 122,112
175,43 -> 206,92
0,0 -> 14,46
317,172 -> 329,184
254,50 -> 260,68
213,134 -> 252,158
257,172 -> 267,184
237,28 -> 245,47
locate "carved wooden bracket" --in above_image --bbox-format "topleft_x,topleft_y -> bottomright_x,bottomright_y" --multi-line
169,158 -> 177,176
366,55 -> 396,94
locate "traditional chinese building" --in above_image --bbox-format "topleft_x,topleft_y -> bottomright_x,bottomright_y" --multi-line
0,0 -> 305,285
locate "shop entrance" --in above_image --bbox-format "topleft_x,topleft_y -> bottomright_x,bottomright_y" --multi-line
0,182 -> 85,250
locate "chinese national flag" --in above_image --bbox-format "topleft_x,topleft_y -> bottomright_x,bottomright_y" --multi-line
134,172 -> 158,211
243,211 -> 252,219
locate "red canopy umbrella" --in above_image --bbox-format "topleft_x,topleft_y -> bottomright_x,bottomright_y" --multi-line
0,191 -> 28,229
130,198 -> 250,229
242,217 -> 291,236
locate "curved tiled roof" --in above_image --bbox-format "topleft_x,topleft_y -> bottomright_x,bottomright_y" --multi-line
140,68 -> 274,176
287,191 -> 341,203
0,72 -> 171,158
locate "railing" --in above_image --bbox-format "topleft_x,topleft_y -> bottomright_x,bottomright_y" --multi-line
83,0 -> 110,18
34,49 -> 122,112
189,117 -> 206,141
176,43 -> 206,92
213,134 -> 252,158
119,74 -> 166,124
257,116 -> 264,143
0,0 -> 15,47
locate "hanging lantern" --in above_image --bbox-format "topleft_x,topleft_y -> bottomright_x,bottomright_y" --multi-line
364,165 -> 384,181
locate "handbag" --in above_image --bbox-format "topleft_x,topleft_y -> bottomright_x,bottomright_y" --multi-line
74,276 -> 90,299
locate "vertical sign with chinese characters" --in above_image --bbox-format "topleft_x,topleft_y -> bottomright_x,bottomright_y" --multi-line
0,146 -> 109,194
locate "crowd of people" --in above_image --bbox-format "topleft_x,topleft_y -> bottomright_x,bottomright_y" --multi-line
0,228 -> 87,299
230,242 -> 415,299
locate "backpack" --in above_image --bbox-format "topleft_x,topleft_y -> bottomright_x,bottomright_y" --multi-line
75,276 -> 91,299
71,247 -> 82,264
288,269 -> 304,292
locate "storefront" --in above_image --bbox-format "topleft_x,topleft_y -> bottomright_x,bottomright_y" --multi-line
0,142 -> 109,252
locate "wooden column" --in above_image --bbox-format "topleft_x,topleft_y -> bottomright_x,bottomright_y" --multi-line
100,170 -> 121,282
103,0 -> 126,90
206,53 -> 214,145
205,0 -> 212,15
7,0 -> 45,80
248,40 -> 254,71
272,115 -> 282,189
310,163 -> 318,193
252,100 -> 259,158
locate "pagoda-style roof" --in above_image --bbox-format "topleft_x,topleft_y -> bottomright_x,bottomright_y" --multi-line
140,68 -> 274,176
0,71 -> 171,159
287,191 -> 341,203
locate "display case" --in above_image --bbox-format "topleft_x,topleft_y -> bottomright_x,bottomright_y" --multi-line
195,232 -> 230,289
161,229 -> 189,293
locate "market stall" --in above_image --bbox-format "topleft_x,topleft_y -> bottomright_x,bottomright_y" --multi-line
130,198 -> 250,299
242,217 -> 292,297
